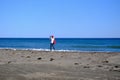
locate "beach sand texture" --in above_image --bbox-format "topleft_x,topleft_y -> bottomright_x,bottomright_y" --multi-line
0,49 -> 120,80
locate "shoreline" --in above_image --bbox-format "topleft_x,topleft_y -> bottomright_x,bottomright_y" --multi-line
0,49 -> 120,80
0,48 -> 120,53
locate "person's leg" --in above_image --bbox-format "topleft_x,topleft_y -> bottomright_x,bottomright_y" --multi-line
50,43 -> 52,51
53,44 -> 55,50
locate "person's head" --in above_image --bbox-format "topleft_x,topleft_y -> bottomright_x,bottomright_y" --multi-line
51,35 -> 54,38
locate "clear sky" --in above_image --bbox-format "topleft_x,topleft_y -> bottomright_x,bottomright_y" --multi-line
0,0 -> 120,38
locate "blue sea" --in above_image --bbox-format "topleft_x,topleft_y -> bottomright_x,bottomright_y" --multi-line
0,38 -> 120,52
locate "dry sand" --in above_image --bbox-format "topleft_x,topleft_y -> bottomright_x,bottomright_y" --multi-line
0,49 -> 120,80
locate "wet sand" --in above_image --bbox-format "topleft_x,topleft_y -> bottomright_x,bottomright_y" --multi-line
0,49 -> 120,80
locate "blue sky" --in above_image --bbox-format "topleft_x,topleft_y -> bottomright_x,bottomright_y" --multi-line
0,0 -> 120,38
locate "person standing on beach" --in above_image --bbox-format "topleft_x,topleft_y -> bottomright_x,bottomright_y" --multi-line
50,35 -> 56,51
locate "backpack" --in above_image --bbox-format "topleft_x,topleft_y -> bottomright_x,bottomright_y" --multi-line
53,39 -> 56,44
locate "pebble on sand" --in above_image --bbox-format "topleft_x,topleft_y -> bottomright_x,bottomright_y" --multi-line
37,57 -> 42,60
74,63 -> 79,65
83,66 -> 90,68
50,58 -> 54,61
8,61 -> 12,64
102,60 -> 109,63
26,56 -> 31,58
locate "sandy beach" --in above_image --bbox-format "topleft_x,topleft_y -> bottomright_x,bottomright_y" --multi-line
0,49 -> 120,80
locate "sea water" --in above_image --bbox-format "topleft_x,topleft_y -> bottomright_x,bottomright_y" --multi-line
0,38 -> 120,52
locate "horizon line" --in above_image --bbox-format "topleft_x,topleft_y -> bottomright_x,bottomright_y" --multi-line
0,37 -> 120,38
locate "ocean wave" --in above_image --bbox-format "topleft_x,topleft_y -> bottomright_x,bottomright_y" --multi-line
0,48 -> 78,52
26,48 -> 79,52
0,47 -> 119,52
107,46 -> 120,49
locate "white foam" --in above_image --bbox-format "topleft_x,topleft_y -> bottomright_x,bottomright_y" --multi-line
0,48 -> 17,51
31,48 -> 50,51
0,48 -> 113,52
